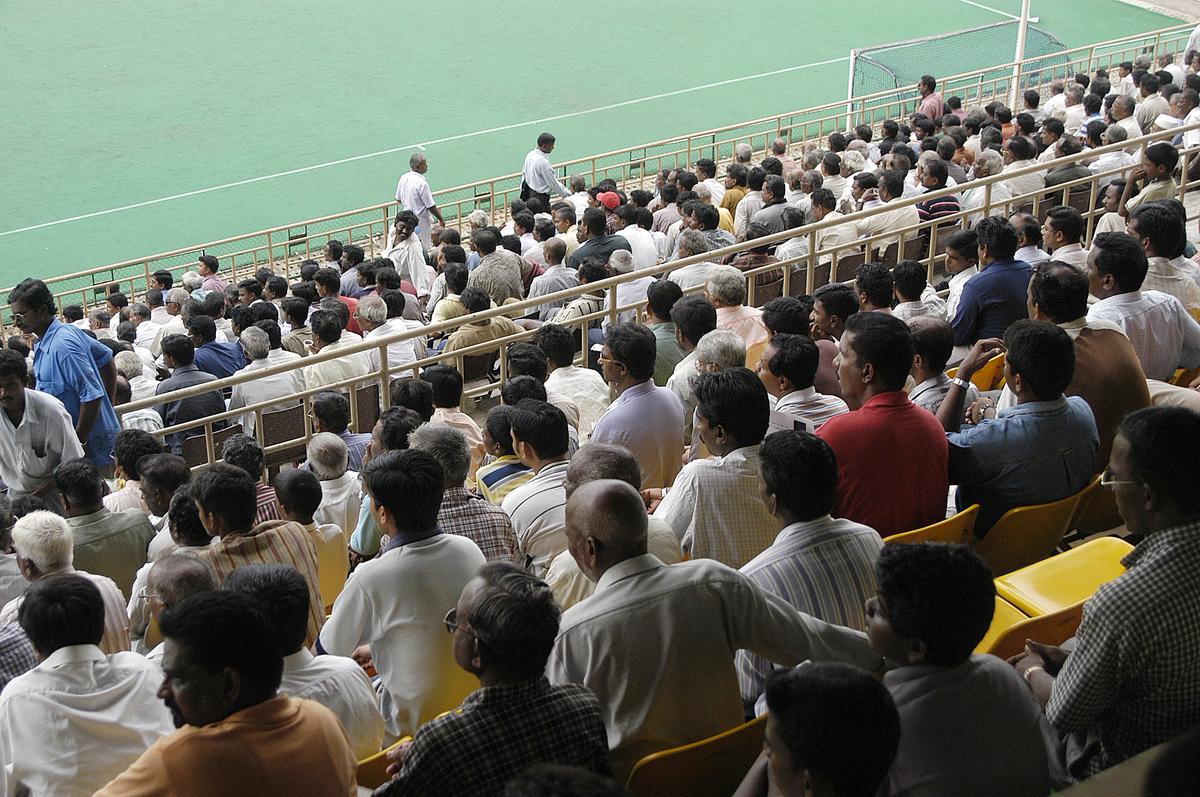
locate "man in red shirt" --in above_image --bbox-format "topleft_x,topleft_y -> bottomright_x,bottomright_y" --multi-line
817,313 -> 948,536
313,267 -> 361,335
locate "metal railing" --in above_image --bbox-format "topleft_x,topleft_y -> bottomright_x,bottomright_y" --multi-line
2,24 -> 1192,318
119,120 -> 1200,467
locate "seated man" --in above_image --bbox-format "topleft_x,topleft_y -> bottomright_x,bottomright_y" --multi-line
410,424 -> 518,563
377,563 -> 610,795
302,309 -> 371,392
501,400 -> 572,576
734,663 -> 899,797
185,314 -> 245,379
306,433 -> 360,541
424,364 -> 487,481
140,553 -> 216,662
854,262 -> 895,314
1041,207 -> 1089,271
892,259 -> 947,322
346,407 -> 425,560
1129,202 -> 1200,312
0,348 -> 84,513
103,429 -> 162,514
474,406 -> 534,507
220,434 -> 279,526
736,431 -> 883,708
762,297 -> 840,399
2,511 -> 131,653
650,368 -> 777,568
938,321 -> 1097,537
868,543 -> 1051,795
665,297 -> 718,446
1012,406 -> 1200,782
907,316 -> 979,415
185,463 -> 324,647
96,591 -> 357,795
1086,232 -> 1200,382
951,217 -> 1033,347
225,564 -> 384,760
809,282 -> 858,343
227,325 -> 305,435
536,324 -> 610,437
155,334 -> 227,455
275,469 -> 347,611
1011,212 -> 1050,268
756,333 -> 848,430
310,390 -> 372,472
444,287 -> 524,356
1,575 -> 172,796
55,457 -> 155,598
550,479 -> 881,779
591,323 -> 686,489
817,313 -> 949,537
319,449 -> 485,742
707,265 -> 769,363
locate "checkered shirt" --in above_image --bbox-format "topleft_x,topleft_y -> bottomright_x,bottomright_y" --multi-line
0,624 -> 36,692
1046,522 -> 1200,777
375,676 -> 611,796
438,487 -> 518,563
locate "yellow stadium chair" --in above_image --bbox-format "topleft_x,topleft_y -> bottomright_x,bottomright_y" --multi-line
1170,366 -> 1200,387
983,602 -> 1085,661
357,736 -> 412,789
974,596 -> 1030,655
969,352 -> 1006,392
994,536 -> 1133,616
626,715 -> 767,797
1067,474 -> 1123,538
884,504 -> 980,545
973,488 -> 1088,576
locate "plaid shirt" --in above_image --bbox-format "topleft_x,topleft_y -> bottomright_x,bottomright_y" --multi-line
0,624 -> 36,692
377,676 -> 610,797
438,487 -> 518,563
1047,522 -> 1200,777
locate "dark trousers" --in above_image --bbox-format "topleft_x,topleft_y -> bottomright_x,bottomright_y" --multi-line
519,180 -> 551,208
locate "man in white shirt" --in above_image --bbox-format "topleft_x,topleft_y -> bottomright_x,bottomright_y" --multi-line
1041,206 -> 1089,271
356,294 -> 422,379
665,296 -> 718,443
1011,212 -> 1050,268
563,174 -> 590,217
756,334 -> 848,430
960,150 -> 1012,223
0,349 -> 85,512
665,230 -> 720,292
853,170 -> 919,256
227,563 -> 384,759
1086,232 -> 1200,381
302,310 -> 371,393
1063,85 -> 1088,133
0,574 -> 172,796
306,433 -> 361,542
521,132 -> 570,206
382,211 -> 431,299
1000,136 -> 1045,202
535,324 -> 610,437
647,368 -> 776,568
1112,96 -> 1144,152
943,228 -> 981,326
227,326 -> 305,436
501,400 -> 571,576
150,288 -> 190,358
1042,79 -> 1068,120
613,206 -> 658,270
128,303 -> 162,353
394,153 -> 444,251
1129,203 -> 1200,312
548,479 -> 881,779
319,448 -> 485,742
695,158 -> 726,205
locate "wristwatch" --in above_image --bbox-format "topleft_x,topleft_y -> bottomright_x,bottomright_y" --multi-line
1022,665 -> 1046,684
948,376 -> 971,390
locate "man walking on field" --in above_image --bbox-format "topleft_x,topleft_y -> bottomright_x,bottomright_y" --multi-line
395,153 -> 444,251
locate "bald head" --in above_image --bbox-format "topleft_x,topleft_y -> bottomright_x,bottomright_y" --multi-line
148,554 -> 216,616
565,479 -> 648,578
564,443 -> 643,497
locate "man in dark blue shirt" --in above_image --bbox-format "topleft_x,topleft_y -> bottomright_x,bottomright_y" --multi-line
950,216 -> 1033,346
156,334 -> 228,454
186,315 -> 245,379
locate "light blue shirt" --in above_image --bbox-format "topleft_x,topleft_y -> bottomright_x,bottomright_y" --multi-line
32,319 -> 119,467
589,380 -> 684,490
948,395 -> 1098,537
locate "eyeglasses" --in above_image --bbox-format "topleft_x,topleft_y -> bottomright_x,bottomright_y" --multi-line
443,607 -> 480,641
1100,469 -> 1140,489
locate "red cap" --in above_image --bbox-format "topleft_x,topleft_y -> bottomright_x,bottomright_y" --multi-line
597,191 -> 620,210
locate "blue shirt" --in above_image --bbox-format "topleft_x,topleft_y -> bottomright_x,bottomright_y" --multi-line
950,258 -> 1033,346
948,396 -> 1098,536
193,341 -> 245,379
590,380 -> 685,489
31,319 -> 119,466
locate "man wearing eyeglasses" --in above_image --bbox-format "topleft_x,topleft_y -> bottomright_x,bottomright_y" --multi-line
1011,406 -> 1200,783
374,562 -> 610,795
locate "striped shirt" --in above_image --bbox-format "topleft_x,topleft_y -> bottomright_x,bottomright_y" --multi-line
438,487 -> 519,563
654,445 -> 777,569
915,188 -> 961,224
476,456 -> 534,506
773,388 -> 849,431
187,520 -> 324,647
502,460 -> 570,576
735,516 -> 883,705
254,482 -> 281,527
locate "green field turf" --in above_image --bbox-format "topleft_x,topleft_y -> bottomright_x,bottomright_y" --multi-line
0,0 -> 1181,287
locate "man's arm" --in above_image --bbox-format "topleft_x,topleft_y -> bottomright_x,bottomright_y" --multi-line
935,338 -> 1005,432
536,158 -> 569,197
99,358 -> 117,403
1177,300 -> 1200,369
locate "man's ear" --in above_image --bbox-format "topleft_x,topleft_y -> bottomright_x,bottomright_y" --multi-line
906,638 -> 929,666
860,361 -> 877,386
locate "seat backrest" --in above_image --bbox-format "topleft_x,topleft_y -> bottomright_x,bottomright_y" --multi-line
260,404 -> 305,447
885,504 -> 980,545
749,277 -> 783,308
969,352 -> 1006,391
180,422 -> 242,467
626,715 -> 767,797
1066,474 -> 1123,539
983,601 -> 1085,660
973,489 -> 1086,576
974,596 -> 1029,655
459,353 -> 494,383
354,382 -> 381,434
357,736 -> 411,789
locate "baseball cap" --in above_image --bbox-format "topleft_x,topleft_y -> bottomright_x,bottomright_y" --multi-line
597,191 -> 620,210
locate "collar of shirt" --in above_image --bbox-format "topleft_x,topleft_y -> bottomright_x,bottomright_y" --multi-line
613,379 -> 656,406
858,390 -> 913,411
33,318 -> 69,355
67,508 -> 112,527
775,387 -> 818,410
440,486 -> 477,509
381,527 -> 443,554
283,647 -> 316,672
463,675 -> 551,707
1121,520 -> 1200,570
38,643 -> 107,671
773,514 -> 856,547
909,375 -> 947,402
996,395 -> 1068,419
594,553 -> 665,594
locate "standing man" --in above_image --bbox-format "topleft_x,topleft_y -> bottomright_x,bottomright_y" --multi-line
8,278 -> 120,471
917,75 -> 944,120
395,153 -> 444,251
521,132 -> 570,206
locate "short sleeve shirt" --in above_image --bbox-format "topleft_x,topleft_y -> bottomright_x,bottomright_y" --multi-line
32,319 -> 119,466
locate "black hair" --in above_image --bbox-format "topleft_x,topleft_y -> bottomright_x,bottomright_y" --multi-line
1119,406 -> 1200,514
220,434 -> 266,481
312,391 -> 352,434
669,296 -> 717,347
855,263 -> 894,309
485,405 -> 518,456
646,279 -> 682,321
760,430 -> 837,519
876,542 -> 995,666
158,590 -> 283,697
765,333 -> 820,390
20,573 -> 105,654
1004,319 -> 1075,400
533,324 -> 576,369
466,562 -> 561,680
813,282 -> 859,323
843,312 -> 914,391
1029,262 -> 1089,323
694,367 -> 769,446
1044,206 -> 1084,244
224,563 -> 310,655
422,364 -> 465,408
376,406 -> 424,451
761,297 -> 811,335
113,430 -> 164,482
460,287 -> 491,314
312,268 -> 341,295
190,462 -> 257,531
54,458 -> 104,508
892,260 -> 927,303
506,343 -> 550,383
1130,203 -> 1187,259
185,314 -> 217,344
501,375 -> 548,406
604,323 -> 657,381
973,216 -> 1019,261
509,399 -> 569,459
389,378 -> 435,422
0,349 -> 28,382
169,489 -> 212,547
363,449 -> 444,530
139,453 -> 192,494
1091,232 -> 1149,292
909,318 -> 955,373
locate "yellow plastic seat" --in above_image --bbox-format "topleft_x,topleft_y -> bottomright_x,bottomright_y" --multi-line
626,715 -> 767,797
973,487 -> 1088,576
1067,474 -> 1123,538
983,602 -> 1085,660
994,536 -> 1133,616
885,505 -> 980,545
974,596 -> 1029,655
357,736 -> 411,789
968,352 -> 1006,391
